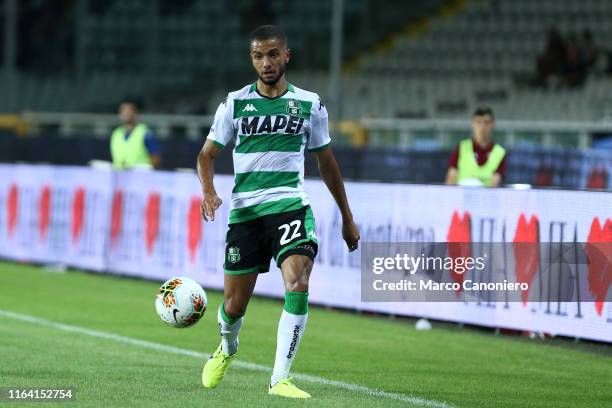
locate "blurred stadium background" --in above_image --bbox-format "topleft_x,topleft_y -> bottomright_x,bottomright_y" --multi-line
0,0 -> 611,187
0,1 -> 611,407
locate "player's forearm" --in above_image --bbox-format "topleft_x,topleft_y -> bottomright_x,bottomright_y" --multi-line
197,150 -> 217,195
445,168 -> 458,185
317,156 -> 353,222
151,154 -> 161,169
491,173 -> 502,187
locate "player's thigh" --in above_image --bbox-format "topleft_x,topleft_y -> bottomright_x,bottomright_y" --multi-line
269,206 -> 319,266
223,219 -> 271,315
224,218 -> 271,275
268,206 -> 319,291
280,254 -> 313,292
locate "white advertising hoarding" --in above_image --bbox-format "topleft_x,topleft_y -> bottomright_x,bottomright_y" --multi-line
0,164 -> 610,342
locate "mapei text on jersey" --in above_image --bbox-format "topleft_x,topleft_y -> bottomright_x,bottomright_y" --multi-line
240,115 -> 305,136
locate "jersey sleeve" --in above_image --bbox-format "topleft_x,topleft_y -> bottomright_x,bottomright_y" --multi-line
306,96 -> 331,152
447,144 -> 460,169
143,130 -> 160,155
206,97 -> 235,149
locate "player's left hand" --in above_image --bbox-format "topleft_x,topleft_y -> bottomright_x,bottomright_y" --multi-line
342,220 -> 360,252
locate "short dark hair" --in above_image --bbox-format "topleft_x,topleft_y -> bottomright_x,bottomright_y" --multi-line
121,99 -> 140,111
250,25 -> 287,46
473,106 -> 494,119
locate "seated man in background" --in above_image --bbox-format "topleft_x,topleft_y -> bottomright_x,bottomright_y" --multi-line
445,107 -> 506,187
110,100 -> 161,169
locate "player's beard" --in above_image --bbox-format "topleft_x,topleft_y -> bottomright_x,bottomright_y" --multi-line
258,63 -> 286,86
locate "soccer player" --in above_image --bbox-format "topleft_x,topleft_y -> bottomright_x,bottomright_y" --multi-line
196,25 -> 360,399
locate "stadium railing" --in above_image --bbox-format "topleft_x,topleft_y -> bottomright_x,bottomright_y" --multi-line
17,112 -> 612,150
361,118 -> 612,149
21,112 -> 214,140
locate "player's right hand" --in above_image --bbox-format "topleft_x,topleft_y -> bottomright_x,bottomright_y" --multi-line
342,220 -> 360,252
201,194 -> 222,222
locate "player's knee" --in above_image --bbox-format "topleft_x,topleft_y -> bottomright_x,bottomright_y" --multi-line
285,279 -> 308,292
284,267 -> 311,292
281,255 -> 312,292
223,297 -> 247,319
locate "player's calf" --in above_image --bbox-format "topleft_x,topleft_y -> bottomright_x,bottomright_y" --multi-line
202,303 -> 243,389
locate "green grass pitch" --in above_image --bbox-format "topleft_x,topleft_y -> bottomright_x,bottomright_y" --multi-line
0,260 -> 610,407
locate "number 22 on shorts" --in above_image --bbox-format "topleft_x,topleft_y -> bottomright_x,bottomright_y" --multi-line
278,220 -> 301,245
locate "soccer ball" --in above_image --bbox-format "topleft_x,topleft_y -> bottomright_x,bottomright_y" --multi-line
155,277 -> 207,328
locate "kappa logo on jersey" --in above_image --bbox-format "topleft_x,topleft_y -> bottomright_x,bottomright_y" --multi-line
242,103 -> 258,112
286,99 -> 302,115
227,247 -> 241,263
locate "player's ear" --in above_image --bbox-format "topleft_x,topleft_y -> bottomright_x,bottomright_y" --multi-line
285,48 -> 291,64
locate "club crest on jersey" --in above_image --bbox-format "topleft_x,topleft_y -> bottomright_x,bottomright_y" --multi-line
286,99 -> 302,115
227,247 -> 241,263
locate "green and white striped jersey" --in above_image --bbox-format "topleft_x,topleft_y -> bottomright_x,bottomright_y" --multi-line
207,83 -> 331,224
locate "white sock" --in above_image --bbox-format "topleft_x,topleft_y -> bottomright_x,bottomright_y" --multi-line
217,305 -> 243,355
270,310 -> 308,385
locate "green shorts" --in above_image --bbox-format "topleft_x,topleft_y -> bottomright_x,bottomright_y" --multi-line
224,205 -> 318,275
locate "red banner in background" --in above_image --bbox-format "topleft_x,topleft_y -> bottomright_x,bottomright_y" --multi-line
38,186 -> 51,242
188,197 -> 202,263
447,210 -> 471,295
145,193 -> 160,256
587,217 -> 612,315
7,184 -> 18,239
72,187 -> 85,245
110,190 -> 122,249
513,214 -> 540,305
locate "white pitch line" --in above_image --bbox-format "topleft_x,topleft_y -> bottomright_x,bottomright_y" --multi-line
0,309 -> 454,408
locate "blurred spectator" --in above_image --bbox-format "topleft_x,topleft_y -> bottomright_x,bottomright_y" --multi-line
445,107 -> 506,187
579,29 -> 599,71
535,27 -> 601,88
535,27 -> 566,87
563,35 -> 587,87
110,101 -> 161,170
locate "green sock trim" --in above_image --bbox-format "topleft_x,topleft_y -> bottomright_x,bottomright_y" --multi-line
220,303 -> 241,324
284,292 -> 309,315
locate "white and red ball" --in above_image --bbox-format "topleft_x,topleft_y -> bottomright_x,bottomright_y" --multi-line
155,277 -> 207,328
